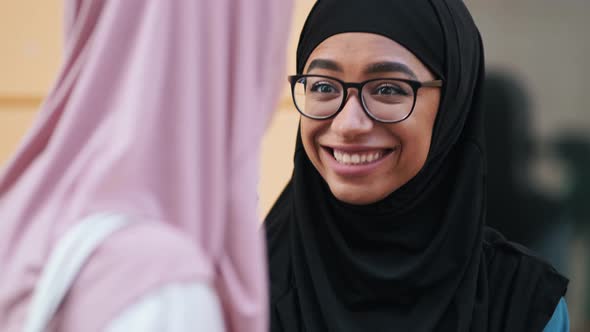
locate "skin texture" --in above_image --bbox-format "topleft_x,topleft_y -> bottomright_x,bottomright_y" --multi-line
300,33 -> 441,205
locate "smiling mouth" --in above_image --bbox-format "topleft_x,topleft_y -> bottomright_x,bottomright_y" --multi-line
325,147 -> 395,165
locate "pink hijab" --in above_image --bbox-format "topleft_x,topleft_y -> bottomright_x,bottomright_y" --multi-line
0,0 -> 292,331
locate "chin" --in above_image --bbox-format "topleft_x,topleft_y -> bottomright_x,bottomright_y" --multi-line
329,183 -> 387,205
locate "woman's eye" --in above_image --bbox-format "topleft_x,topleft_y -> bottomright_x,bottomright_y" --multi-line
375,85 -> 405,96
311,83 -> 338,94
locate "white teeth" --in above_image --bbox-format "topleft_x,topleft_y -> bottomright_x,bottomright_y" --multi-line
343,154 -> 351,163
332,149 -> 384,165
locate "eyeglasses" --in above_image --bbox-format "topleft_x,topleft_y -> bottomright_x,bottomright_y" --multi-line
288,74 -> 443,123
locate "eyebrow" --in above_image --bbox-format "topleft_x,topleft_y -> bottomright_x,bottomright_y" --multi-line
364,61 -> 418,80
306,59 -> 418,80
306,59 -> 342,73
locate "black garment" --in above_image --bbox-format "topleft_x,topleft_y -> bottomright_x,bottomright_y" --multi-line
265,1 -> 568,331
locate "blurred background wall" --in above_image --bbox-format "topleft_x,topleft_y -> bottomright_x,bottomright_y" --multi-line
1,0 -> 588,329
468,3 -> 590,330
0,1 -> 62,166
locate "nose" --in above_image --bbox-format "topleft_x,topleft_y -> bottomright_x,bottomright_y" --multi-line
330,90 -> 374,139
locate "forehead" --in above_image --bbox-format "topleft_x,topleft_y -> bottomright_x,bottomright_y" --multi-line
304,32 -> 432,79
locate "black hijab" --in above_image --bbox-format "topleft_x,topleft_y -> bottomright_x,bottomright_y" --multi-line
265,1 -> 568,331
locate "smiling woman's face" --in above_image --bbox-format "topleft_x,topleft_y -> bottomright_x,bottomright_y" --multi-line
300,32 -> 441,205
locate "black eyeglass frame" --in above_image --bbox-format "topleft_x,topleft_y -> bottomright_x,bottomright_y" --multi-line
288,74 -> 443,124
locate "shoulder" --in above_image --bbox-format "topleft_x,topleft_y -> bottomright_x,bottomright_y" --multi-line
63,213 -> 202,266
77,217 -> 212,288
483,226 -> 562,272
105,282 -> 226,332
58,216 -> 210,331
483,227 -> 569,330
97,219 -> 203,265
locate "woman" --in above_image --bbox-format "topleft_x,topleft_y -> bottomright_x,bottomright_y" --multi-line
0,0 -> 291,331
265,0 -> 568,331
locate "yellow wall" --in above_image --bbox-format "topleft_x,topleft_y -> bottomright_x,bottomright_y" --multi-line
258,0 -> 315,217
0,1 -> 62,164
0,1 -> 313,217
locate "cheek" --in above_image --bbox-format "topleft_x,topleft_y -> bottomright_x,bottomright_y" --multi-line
392,118 -> 433,155
412,93 -> 440,147
300,118 -> 323,163
397,97 -> 439,170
